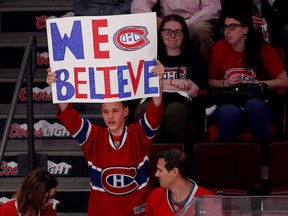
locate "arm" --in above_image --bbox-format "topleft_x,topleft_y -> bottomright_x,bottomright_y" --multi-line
256,44 -> 288,89
252,15 -> 265,30
209,74 -> 243,89
46,68 -> 69,112
164,79 -> 200,98
185,0 -> 221,26
260,71 -> 288,90
131,0 -> 156,13
151,59 -> 164,108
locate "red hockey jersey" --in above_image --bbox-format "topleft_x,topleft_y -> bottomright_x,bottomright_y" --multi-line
58,100 -> 163,216
146,180 -> 216,216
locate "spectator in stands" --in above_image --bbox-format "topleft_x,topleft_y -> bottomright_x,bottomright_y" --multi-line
251,0 -> 288,70
131,0 -> 221,59
73,0 -> 132,16
135,14 -> 206,154
46,60 -> 164,216
207,10 -> 288,178
0,167 -> 57,216
145,148 -> 215,216
221,0 -> 288,70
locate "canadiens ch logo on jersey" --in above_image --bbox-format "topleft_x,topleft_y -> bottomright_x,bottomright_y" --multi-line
89,159 -> 149,195
113,26 -> 150,51
101,167 -> 139,195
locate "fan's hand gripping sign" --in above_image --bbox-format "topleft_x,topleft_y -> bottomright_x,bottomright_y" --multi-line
46,12 -> 158,103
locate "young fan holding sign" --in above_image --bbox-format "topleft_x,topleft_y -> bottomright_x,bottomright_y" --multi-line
46,58 -> 164,215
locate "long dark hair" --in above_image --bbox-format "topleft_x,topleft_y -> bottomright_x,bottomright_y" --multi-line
158,14 -> 191,56
225,10 -> 263,70
15,167 -> 57,216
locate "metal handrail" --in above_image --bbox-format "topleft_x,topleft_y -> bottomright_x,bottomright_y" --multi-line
0,34 -> 37,172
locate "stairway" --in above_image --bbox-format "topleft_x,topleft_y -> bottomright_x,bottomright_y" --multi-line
0,0 -> 104,214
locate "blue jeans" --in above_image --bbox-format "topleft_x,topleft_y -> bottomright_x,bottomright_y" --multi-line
212,99 -> 275,164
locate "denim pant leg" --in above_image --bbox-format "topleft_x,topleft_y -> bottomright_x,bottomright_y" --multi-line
278,24 -> 288,70
243,99 -> 275,165
213,104 -> 242,142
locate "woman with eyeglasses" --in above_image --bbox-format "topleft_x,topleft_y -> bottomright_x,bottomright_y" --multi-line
207,10 -> 288,177
0,167 -> 57,216
135,14 -> 206,153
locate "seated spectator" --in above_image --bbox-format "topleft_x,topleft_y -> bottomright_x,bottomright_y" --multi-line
131,0 -> 221,59
221,0 -> 288,70
207,10 -> 288,178
134,14 -> 207,153
145,148 -> 215,216
0,167 -> 57,216
73,0 -> 132,16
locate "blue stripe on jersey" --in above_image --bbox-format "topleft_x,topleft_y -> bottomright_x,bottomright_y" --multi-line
140,114 -> 158,139
89,159 -> 149,193
74,118 -> 90,144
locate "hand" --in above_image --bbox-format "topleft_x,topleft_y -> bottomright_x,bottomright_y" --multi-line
225,74 -> 243,87
171,79 -> 191,90
252,16 -> 265,30
151,59 -> 164,80
46,68 -> 56,86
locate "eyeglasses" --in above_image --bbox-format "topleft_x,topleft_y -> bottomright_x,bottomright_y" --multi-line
162,29 -> 184,36
223,23 -> 243,31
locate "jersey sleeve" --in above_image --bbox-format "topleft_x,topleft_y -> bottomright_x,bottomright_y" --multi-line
139,99 -> 163,139
57,104 -> 83,136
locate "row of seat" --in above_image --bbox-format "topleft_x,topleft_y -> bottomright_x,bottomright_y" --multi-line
149,142 -> 288,196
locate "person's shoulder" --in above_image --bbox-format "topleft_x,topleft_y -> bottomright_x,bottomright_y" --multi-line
214,40 -> 229,49
42,205 -> 57,216
260,42 -> 274,52
0,199 -> 15,207
0,200 -> 16,213
149,187 -> 166,198
196,186 -> 215,196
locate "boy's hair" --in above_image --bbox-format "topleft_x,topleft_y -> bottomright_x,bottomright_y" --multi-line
121,101 -> 129,108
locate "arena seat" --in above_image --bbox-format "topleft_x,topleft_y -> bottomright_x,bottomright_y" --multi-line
193,142 -> 262,195
269,142 -> 288,195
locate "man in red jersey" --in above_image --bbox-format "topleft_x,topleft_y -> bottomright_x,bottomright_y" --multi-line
146,148 -> 216,216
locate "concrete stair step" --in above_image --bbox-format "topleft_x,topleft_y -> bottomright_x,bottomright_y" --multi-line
0,0 -> 73,12
0,102 -> 104,144
0,103 -> 102,117
0,32 -> 48,47
0,103 -> 60,118
3,139 -> 83,155
0,67 -> 47,82
0,177 -> 90,192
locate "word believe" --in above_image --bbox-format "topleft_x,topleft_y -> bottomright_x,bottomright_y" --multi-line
55,60 -> 157,101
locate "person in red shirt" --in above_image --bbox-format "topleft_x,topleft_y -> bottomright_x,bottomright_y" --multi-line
46,60 -> 164,216
208,10 -> 288,178
146,148 -> 215,216
0,167 -> 57,216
